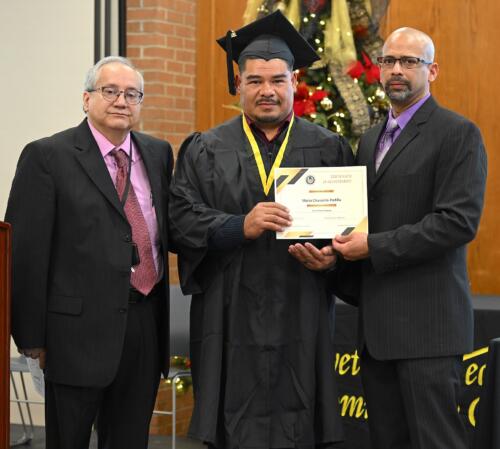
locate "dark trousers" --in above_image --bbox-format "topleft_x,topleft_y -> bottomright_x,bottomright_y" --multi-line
361,348 -> 467,449
45,292 -> 162,449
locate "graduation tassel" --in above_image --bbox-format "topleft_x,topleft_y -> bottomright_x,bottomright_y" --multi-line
225,30 -> 237,95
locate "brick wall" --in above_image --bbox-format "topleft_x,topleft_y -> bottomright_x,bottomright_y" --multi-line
127,0 -> 197,284
126,1 -> 196,436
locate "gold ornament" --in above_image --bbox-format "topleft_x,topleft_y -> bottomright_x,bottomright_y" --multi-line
321,96 -> 333,111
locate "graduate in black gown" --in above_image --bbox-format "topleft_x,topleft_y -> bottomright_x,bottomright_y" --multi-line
169,11 -> 354,449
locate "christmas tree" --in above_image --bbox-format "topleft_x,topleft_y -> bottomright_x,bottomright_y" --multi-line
244,0 -> 391,149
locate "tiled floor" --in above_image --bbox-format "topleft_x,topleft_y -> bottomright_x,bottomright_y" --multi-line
10,424 -> 205,449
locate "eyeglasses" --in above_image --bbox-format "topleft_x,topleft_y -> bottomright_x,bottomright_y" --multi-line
89,86 -> 144,105
377,56 -> 432,69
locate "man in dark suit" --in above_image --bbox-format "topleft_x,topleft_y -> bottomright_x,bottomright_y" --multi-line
5,56 -> 173,449
332,28 -> 487,448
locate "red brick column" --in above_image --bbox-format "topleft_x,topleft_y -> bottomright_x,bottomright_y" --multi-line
127,0 -> 197,284
127,0 -> 196,150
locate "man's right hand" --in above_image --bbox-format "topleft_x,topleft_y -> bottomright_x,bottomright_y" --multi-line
19,348 -> 46,369
244,202 -> 292,240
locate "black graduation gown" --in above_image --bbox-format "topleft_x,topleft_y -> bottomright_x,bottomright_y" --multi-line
169,116 -> 354,449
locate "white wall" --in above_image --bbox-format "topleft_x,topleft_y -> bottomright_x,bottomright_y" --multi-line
1,0 -> 95,425
0,0 -> 94,216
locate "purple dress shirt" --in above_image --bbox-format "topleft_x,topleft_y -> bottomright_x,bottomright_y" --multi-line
88,120 -> 163,281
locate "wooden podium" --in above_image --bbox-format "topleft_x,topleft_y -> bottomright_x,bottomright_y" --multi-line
0,221 -> 11,447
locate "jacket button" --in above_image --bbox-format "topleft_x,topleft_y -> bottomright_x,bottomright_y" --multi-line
123,234 -> 131,242
118,308 -> 127,313
369,196 -> 376,201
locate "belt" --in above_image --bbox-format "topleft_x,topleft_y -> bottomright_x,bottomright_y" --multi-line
128,283 -> 162,304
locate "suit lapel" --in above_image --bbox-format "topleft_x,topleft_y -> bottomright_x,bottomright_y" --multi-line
73,120 -> 127,221
374,124 -> 419,182
370,96 -> 438,190
132,132 -> 165,236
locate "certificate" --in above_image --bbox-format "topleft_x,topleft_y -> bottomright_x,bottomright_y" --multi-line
274,166 -> 368,239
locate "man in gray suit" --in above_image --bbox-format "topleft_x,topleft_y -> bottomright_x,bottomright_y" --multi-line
331,28 -> 487,448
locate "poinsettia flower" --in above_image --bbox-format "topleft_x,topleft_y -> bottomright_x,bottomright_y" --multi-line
303,99 -> 317,115
311,89 -> 328,102
295,82 -> 309,100
293,100 -> 306,117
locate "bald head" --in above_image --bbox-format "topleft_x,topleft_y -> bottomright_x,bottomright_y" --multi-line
384,27 -> 435,62
380,27 -> 439,114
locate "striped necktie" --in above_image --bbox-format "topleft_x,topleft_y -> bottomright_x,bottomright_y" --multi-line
375,117 -> 399,172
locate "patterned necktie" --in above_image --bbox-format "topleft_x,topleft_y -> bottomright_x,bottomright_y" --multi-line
375,116 -> 399,172
112,148 -> 157,295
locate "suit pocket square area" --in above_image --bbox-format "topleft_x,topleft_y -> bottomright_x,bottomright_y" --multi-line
47,295 -> 83,316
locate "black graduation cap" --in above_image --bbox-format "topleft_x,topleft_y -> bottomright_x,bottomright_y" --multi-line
217,10 -> 320,95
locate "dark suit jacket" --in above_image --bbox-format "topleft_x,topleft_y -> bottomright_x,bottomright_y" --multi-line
355,96 -> 487,360
5,119 -> 174,387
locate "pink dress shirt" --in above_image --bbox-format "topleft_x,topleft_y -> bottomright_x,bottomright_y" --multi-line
88,120 -> 163,282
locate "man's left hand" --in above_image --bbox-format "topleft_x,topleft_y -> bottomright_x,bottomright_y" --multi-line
288,242 -> 336,271
332,232 -> 369,261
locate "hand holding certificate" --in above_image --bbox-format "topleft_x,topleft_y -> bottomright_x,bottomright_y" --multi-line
274,166 -> 368,239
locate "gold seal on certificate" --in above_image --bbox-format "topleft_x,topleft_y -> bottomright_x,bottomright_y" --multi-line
274,166 -> 368,239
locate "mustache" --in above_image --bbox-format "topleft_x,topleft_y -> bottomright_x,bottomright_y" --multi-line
385,76 -> 410,88
256,98 -> 279,105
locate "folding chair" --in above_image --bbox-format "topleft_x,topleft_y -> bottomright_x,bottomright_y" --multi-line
153,285 -> 192,449
10,355 -> 43,447
153,367 -> 192,449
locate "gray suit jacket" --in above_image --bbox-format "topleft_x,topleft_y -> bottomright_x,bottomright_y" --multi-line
5,119 -> 173,386
355,96 -> 487,360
